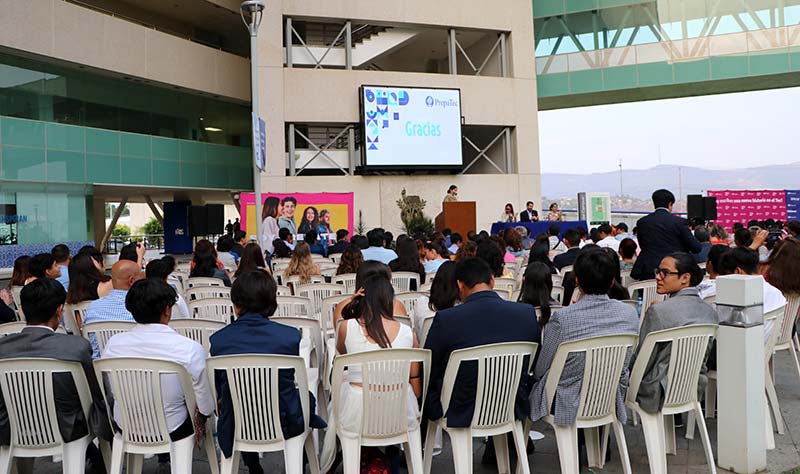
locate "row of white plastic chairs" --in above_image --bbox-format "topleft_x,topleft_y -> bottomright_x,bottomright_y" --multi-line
0,322 -> 724,474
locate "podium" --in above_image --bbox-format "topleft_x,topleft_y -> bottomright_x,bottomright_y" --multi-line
435,201 -> 476,238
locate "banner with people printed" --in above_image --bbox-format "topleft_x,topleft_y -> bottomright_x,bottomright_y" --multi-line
239,192 -> 354,243
707,190 -> 800,230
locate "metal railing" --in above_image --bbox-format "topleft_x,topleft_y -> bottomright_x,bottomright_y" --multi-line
105,234 -> 165,255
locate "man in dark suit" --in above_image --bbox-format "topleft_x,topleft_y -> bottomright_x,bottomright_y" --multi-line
328,229 -> 350,255
553,228 -> 582,270
519,201 -> 539,222
631,189 -> 702,280
424,257 -> 541,427
209,270 -> 325,474
0,278 -> 109,473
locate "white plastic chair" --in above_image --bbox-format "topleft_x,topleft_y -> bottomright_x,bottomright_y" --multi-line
0,359 -> 93,474
394,315 -> 413,329
331,349 -> 431,474
270,316 -> 325,410
627,280 -> 666,318
493,288 -> 512,300
560,265 -> 574,275
207,354 -> 318,474
94,357 -> 219,474
271,258 -> 291,272
495,277 -> 519,293
175,262 -> 191,273
396,292 -> 425,316
419,317 -> 436,347
276,296 -> 313,318
626,324 -> 718,474
333,273 -> 358,294
423,342 -> 539,474
187,298 -> 235,324
168,319 -> 225,352
620,271 -> 633,289
328,253 -> 343,263
186,277 -> 224,289
285,275 -> 325,294
10,286 -> 24,321
276,285 -> 293,296
62,301 -> 92,335
321,294 -> 352,337
773,294 -> 800,380
540,335 -> 637,473
81,321 -> 135,356
185,286 -> 231,302
551,286 -> 564,303
419,281 -> 433,294
391,272 -> 420,293
297,283 -> 344,317
0,321 -> 28,336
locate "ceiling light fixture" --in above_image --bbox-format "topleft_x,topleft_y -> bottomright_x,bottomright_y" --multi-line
204,127 -> 223,132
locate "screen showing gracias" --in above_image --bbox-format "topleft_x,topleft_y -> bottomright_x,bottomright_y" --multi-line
362,86 -> 463,168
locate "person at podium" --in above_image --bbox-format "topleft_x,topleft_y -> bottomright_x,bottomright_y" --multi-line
499,203 -> 516,223
443,185 -> 458,203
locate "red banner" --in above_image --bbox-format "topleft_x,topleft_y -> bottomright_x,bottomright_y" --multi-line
707,190 -> 787,230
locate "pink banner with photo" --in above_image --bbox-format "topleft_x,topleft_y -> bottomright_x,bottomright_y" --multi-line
707,190 -> 787,230
239,192 -> 354,241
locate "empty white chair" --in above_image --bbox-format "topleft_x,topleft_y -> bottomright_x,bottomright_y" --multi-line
276,285 -> 293,296
207,354 -> 318,474
169,319 -> 225,352
540,335 -> 637,473
396,292 -> 425,316
186,277 -> 225,289
331,349 -> 431,474
0,321 -> 28,336
391,272 -> 420,293
551,274 -> 563,288
62,301 -> 92,335
773,294 -> 800,380
297,283 -> 344,317
627,280 -> 666,318
333,273 -> 358,294
81,321 -> 136,356
0,359 -> 94,474
188,298 -> 235,324
276,296 -> 313,318
271,258 -> 291,272
320,267 -> 339,278
626,324 -> 718,474
185,286 -> 231,302
93,357 -> 218,474
423,342 -> 539,474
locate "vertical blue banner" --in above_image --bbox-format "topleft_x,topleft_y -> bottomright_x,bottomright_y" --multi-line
786,190 -> 800,221
252,113 -> 266,172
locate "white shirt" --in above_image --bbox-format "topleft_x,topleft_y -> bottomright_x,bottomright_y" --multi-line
697,279 -> 716,301
360,246 -> 398,265
548,236 -> 566,253
218,252 -> 237,270
261,216 -> 280,254
173,294 -> 191,320
448,244 -> 459,255
597,236 -> 620,252
102,324 -> 215,432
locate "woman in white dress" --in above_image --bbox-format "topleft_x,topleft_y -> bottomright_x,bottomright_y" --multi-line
260,196 -> 281,255
321,261 -> 422,472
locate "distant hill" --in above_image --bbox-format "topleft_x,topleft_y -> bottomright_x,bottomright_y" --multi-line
542,163 -> 800,199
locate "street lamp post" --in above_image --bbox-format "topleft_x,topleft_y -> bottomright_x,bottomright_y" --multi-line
240,0 -> 266,244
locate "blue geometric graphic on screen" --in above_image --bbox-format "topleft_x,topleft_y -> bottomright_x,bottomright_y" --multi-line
425,96 -> 434,107
394,113 -> 399,120
364,87 -> 411,152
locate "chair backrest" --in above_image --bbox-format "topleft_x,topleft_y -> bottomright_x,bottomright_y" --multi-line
276,285 -> 292,296
394,315 -> 413,329
271,258 -> 291,272
395,292 -> 424,316
168,319 -> 226,352
331,349 -> 431,441
186,277 -> 224,289
271,317 -> 325,373
776,294 -> 800,346
320,266 -> 338,278
391,272 -> 420,293
620,271 -> 633,289
493,288 -> 511,300
207,355 -> 309,447
321,294 -> 352,336
275,296 -> 312,318
187,298 -> 235,323
534,305 -> 563,322
543,334 -> 637,426
297,283 -> 344,316
551,274 -> 563,288
333,273 -> 358,294
627,280 -> 666,317
425,272 -> 438,284
94,357 -> 198,449
0,358 -> 92,450
560,265 -> 573,275
175,262 -> 191,273
627,324 -> 718,412
495,277 -> 519,292
328,253 -> 343,263
0,321 -> 27,336
63,300 -> 93,335
185,286 -> 231,302
10,286 -> 24,321
440,342 -> 538,431
765,307 -> 785,366
551,286 -> 564,303
81,321 -> 136,355
285,275 -> 325,294
419,317 -> 436,347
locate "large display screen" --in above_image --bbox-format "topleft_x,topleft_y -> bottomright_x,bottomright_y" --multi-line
361,86 -> 463,169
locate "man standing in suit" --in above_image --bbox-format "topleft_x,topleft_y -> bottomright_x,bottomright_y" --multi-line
631,189 -> 702,280
0,278 -> 109,473
553,229 -> 582,270
424,257 -> 540,428
520,201 -> 539,222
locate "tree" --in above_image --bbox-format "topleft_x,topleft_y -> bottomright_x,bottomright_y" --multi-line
141,217 -> 163,235
112,224 -> 130,237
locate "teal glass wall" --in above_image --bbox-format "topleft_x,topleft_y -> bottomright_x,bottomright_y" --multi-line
0,184 -> 90,245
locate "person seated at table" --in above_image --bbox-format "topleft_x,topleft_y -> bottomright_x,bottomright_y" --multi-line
520,201 -> 539,222
545,203 -> 564,222
499,203 -> 516,223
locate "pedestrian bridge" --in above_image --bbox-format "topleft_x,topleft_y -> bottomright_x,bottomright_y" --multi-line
534,0 -> 800,109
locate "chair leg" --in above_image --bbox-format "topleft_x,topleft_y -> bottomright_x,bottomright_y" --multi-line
220,451 -> 240,474
283,433 -> 306,474
551,423 -> 579,474
612,420 -> 633,474
404,427 -> 424,474
511,421 -> 531,474
766,374 -> 786,434
170,435 -> 195,474
305,432 -> 321,474
204,419 -> 220,474
62,436 -> 91,474
340,436 -> 361,474
686,410 -> 696,440
447,428 -> 473,474
637,410 -> 668,474
600,425 -> 610,468
0,446 -> 12,474
99,439 -> 112,474
692,403 -> 717,474
423,423 -> 438,474
766,401 -> 775,451
664,414 -> 676,455
584,427 -> 603,468
125,453 -> 144,474
705,377 -> 717,420
108,436 -> 124,474
791,340 -> 800,380
492,433 -> 510,474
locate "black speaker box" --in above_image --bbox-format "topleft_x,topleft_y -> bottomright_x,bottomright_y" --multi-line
687,195 -> 704,221
188,206 -> 207,236
205,204 -> 225,235
704,196 -> 718,221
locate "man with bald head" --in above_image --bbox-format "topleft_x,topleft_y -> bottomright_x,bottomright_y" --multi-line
82,259 -> 144,358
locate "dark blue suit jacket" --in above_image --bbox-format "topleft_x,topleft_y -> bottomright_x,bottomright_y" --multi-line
423,291 -> 541,427
631,209 -> 702,280
209,314 -> 324,457
553,247 -> 580,270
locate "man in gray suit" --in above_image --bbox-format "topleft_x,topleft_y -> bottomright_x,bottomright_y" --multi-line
530,247 -> 639,425
0,278 -> 109,472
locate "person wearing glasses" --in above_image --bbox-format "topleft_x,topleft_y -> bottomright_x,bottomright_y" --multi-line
631,252 -> 718,414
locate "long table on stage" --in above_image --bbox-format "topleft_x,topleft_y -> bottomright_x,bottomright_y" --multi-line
490,220 -> 588,238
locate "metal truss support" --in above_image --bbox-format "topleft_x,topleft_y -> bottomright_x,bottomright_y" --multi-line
288,125 -> 353,176
449,29 -> 509,77
461,127 -> 512,175
100,197 -> 128,253
143,196 -> 164,227
286,18 -> 352,69
287,123 -> 296,176
448,29 -> 457,75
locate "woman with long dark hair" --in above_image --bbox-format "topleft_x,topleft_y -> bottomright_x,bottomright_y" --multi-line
321,261 -> 421,472
529,237 -> 558,274
517,262 -> 559,326
390,239 -> 426,286
336,244 -> 363,275
234,243 -> 268,277
9,256 -> 30,288
66,252 -> 112,304
602,247 -> 631,301
190,247 -> 231,286
261,196 -> 282,254
297,206 -> 319,236
423,241 -> 449,274
476,239 -> 507,278
410,261 -> 459,337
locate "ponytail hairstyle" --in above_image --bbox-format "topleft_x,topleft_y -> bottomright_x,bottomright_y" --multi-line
342,261 -> 394,348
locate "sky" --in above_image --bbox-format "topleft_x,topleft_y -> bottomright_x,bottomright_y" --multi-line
538,86 -> 800,175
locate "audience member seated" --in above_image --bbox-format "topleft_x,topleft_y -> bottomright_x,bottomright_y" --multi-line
66,252 -> 113,305
696,245 -> 730,300
504,228 -> 526,258
633,253 -> 717,413
328,229 -> 350,256
618,238 -> 638,273
361,228 -> 398,264
411,261 -> 458,333
336,245 -> 364,276
545,203 -> 564,222
333,262 -> 409,333
283,242 -> 321,286
189,239 -> 225,271
216,235 -> 238,269
83,260 -> 144,358
423,258 -> 540,437
529,248 -> 639,426
517,262 -> 560,327
52,244 -> 71,290
0,290 -> 14,323
529,236 -> 558,274
383,231 -> 394,250
517,226 -> 534,250
26,253 -> 62,284
693,226 -> 713,263
708,224 -> 729,246
304,230 -> 327,257
190,245 -> 231,287
210,271 -> 326,474
614,222 -> 632,241
321,262 -> 421,472
547,225 -> 567,253
231,230 -> 248,262
733,228 -> 753,248
602,248 -> 631,301
390,239 -> 426,286
762,237 -> 800,299
279,227 -> 296,251
596,223 -> 620,252
448,232 -> 463,255
553,229 -> 581,270
476,239 -> 510,278
272,239 -> 293,259
118,242 -> 146,269
146,259 -> 191,320
101,278 -> 215,473
785,222 -> 800,238
233,243 -> 269,278
9,255 -> 31,290
455,241 -> 478,262
423,241 -> 450,274
351,234 -> 369,250
0,279 -> 110,473
630,190 -> 702,281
